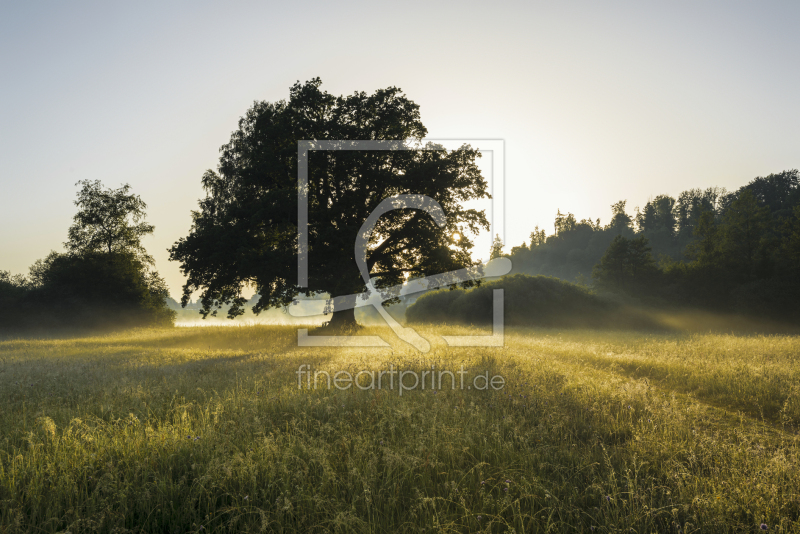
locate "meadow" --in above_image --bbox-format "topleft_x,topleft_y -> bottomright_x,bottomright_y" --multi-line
0,325 -> 798,533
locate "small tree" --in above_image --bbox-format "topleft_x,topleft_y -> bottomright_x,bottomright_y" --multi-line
529,226 -> 546,248
66,180 -> 155,263
554,210 -> 577,235
489,234 -> 505,260
592,235 -> 659,295
606,200 -> 634,235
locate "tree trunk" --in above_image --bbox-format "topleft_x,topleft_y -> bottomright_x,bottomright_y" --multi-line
327,307 -> 358,331
325,293 -> 359,331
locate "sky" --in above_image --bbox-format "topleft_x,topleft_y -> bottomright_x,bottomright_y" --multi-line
1,1 -> 799,300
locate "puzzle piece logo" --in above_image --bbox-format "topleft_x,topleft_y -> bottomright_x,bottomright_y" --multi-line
291,140 -> 506,352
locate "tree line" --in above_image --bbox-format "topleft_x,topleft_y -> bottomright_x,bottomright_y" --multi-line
2,79 -> 798,331
0,181 -> 175,331
503,169 -> 800,322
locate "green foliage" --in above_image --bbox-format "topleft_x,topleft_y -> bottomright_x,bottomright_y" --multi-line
739,169 -> 800,219
506,169 -> 800,321
778,205 -> 800,277
672,189 -> 800,319
404,286 -> 464,324
488,233 -> 504,260
606,200 -> 635,235
553,209 -> 577,235
66,180 -> 155,263
1,182 -> 174,331
675,187 -> 726,243
717,190 -> 773,282
2,252 -> 174,331
529,225 -> 546,247
684,209 -> 719,264
0,271 -> 30,321
406,274 -> 646,328
592,235 -> 660,296
170,78 -> 490,325
635,194 -> 676,236
635,195 -> 681,258
32,252 -> 173,327
507,201 -> 634,283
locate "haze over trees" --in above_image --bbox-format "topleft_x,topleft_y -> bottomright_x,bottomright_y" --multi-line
170,78 -> 490,330
0,181 -> 174,330
591,235 -> 659,296
472,169 -> 800,323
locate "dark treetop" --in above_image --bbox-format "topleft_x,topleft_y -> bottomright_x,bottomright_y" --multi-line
169,78 -> 490,325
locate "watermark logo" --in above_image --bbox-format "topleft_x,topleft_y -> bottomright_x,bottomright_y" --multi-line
290,140 -> 508,352
296,364 -> 506,395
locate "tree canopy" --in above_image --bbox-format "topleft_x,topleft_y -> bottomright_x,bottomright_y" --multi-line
592,235 -> 659,295
169,78 -> 490,327
66,180 -> 155,263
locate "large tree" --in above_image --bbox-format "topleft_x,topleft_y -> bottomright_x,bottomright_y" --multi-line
169,78 -> 490,328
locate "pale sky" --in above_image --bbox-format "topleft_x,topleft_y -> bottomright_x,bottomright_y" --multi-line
2,1 -> 798,299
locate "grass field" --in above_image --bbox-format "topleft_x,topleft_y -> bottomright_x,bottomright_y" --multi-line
0,325 -> 798,533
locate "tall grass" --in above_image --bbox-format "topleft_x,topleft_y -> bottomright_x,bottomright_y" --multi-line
0,326 -> 798,532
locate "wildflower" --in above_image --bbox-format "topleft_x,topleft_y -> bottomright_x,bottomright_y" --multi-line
761,525 -> 768,531
606,495 -> 611,502
505,479 -> 511,483
477,515 -> 482,521
244,495 -> 249,500
503,487 -> 508,492
481,480 -> 485,485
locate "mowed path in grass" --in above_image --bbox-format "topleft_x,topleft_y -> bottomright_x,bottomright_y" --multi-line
0,326 -> 798,533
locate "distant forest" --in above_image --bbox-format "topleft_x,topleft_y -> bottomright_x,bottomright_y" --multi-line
4,170 -> 799,332
498,169 -> 800,320
407,169 -> 800,328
